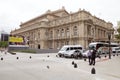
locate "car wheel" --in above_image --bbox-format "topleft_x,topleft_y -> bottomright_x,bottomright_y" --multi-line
78,53 -> 83,59
58,54 -> 62,57
71,54 -> 74,58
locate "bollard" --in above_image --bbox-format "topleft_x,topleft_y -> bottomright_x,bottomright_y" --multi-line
5,52 -> 7,54
56,55 -> 58,57
1,57 -> 3,60
17,57 -> 19,60
98,56 -> 101,59
84,58 -> 86,61
105,55 -> 107,58
72,61 -> 74,65
47,66 -> 50,69
74,63 -> 77,68
91,67 -> 96,74
29,56 -> 32,59
113,54 -> 115,56
117,54 -> 118,56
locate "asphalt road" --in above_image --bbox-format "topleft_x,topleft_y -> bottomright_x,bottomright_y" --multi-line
0,52 -> 120,80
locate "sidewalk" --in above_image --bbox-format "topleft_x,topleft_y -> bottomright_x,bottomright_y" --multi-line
0,52 -> 120,80
76,55 -> 120,80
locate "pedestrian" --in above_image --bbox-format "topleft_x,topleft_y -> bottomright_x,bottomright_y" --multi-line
87,49 -> 92,65
4,49 -> 7,54
90,48 -> 97,65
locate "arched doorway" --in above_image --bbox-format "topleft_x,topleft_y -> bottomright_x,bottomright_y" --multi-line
38,44 -> 41,49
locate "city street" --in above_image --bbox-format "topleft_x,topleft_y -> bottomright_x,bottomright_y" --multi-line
0,52 -> 120,80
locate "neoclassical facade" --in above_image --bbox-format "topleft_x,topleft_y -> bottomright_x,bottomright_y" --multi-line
11,7 -> 114,49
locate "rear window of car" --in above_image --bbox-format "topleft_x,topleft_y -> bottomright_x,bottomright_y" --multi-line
78,47 -> 82,50
69,47 -> 82,50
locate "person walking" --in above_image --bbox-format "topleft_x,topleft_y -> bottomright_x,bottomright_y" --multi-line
87,49 -> 92,65
90,48 -> 97,65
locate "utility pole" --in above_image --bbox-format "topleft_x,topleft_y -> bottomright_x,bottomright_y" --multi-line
108,32 -> 111,59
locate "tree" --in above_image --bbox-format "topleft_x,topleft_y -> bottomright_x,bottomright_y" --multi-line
115,21 -> 120,40
0,41 -> 8,48
115,26 -> 120,40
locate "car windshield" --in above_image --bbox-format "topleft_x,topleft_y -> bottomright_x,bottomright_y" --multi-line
60,47 -> 68,51
115,47 -> 120,50
83,48 -> 89,52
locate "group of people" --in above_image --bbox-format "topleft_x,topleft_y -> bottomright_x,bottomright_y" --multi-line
87,47 -> 97,66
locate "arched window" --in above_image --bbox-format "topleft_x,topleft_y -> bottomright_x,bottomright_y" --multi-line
61,29 -> 64,37
56,41 -> 59,49
66,28 -> 70,37
91,27 -> 94,36
87,25 -> 91,36
66,41 -> 69,45
50,31 -> 53,38
73,26 -> 78,36
57,29 -> 60,37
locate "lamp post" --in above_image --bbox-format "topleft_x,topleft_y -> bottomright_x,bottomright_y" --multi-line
108,32 -> 111,59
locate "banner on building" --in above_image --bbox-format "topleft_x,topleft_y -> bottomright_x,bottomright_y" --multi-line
9,36 -> 24,43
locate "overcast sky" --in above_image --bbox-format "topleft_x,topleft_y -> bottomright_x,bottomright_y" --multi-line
0,0 -> 120,33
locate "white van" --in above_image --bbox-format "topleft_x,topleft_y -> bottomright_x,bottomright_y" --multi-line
58,45 -> 83,58
110,43 -> 120,54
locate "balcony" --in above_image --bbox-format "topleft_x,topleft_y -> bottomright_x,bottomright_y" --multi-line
71,34 -> 79,38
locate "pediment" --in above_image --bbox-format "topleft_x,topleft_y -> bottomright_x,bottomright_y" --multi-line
40,18 -> 49,22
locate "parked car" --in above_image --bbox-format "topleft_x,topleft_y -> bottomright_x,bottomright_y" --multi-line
58,45 -> 83,58
115,47 -> 120,53
110,43 -> 120,54
64,49 -> 82,58
82,49 -> 101,58
82,49 -> 89,58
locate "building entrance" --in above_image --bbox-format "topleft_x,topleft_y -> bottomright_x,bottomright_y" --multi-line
38,44 -> 41,49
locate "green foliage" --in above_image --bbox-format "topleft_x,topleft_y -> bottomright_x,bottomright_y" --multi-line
115,27 -> 120,40
0,41 -> 8,48
115,35 -> 120,39
117,27 -> 120,33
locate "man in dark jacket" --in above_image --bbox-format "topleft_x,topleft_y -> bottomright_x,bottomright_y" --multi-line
90,48 -> 96,65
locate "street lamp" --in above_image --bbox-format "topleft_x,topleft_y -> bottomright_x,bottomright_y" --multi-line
108,32 -> 111,59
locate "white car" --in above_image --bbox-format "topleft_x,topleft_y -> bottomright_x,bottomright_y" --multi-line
82,50 -> 89,58
82,49 -> 101,58
64,50 -> 82,58
58,45 -> 83,58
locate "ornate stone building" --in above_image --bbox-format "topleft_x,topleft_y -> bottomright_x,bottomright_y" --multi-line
11,7 -> 114,49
